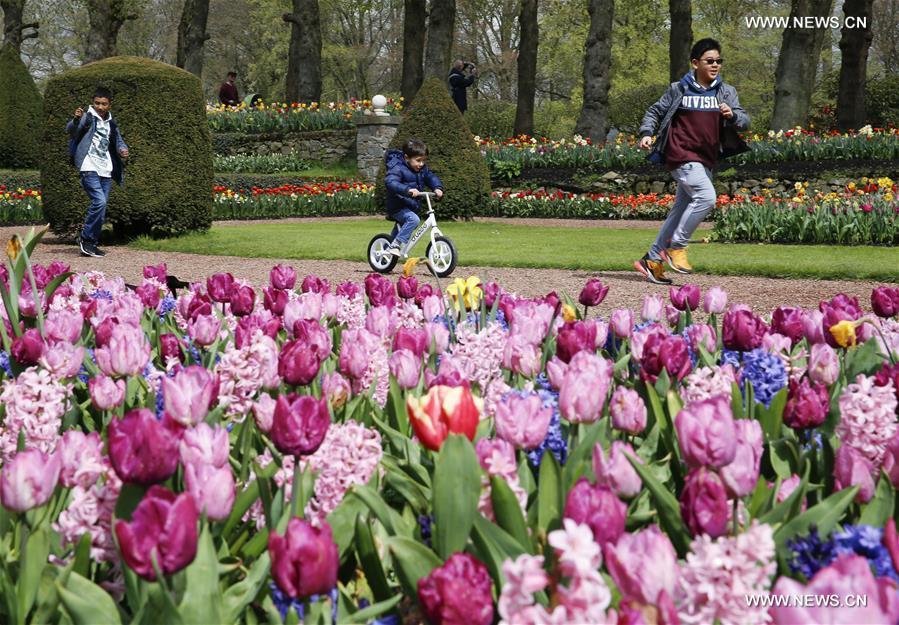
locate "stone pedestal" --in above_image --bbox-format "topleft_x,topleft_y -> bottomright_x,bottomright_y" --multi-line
355,114 -> 402,183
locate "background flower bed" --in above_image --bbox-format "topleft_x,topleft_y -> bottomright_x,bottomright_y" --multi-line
1,228 -> 899,624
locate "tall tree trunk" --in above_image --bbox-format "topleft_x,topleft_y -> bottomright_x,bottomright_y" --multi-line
575,0 -> 614,142
424,0 -> 455,79
283,0 -> 322,103
513,0 -> 538,135
770,0 -> 834,130
1,0 -> 39,51
84,0 -> 139,62
668,0 -> 692,82
836,0 -> 874,130
401,0 -> 426,102
176,0 -> 210,77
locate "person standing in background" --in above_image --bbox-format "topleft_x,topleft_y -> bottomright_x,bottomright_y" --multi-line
219,71 -> 240,106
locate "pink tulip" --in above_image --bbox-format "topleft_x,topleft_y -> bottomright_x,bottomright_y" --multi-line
271,394 -> 330,456
502,334 -> 542,378
609,308 -> 634,338
339,329 -> 379,380
188,313 -> 220,347
269,518 -> 339,599
0,449 -> 61,512
763,332 -> 793,355
179,422 -> 230,468
563,478 -> 626,545
424,321 -> 450,355
642,294 -> 665,322
365,305 -> 395,339
680,467 -> 729,538
393,326 -> 429,358
722,308 -> 767,351
389,349 -> 422,389
143,263 -> 167,283
108,409 -> 182,485
808,343 -> 840,386
183,463 -> 234,521
114,485 -> 198,580
39,342 -> 85,378
95,323 -> 151,377
674,395 -> 737,469
159,333 -> 184,363
321,372 -> 352,409
603,525 -> 678,605
703,286 -> 728,314
335,281 -> 360,299
685,323 -> 717,355
720,419 -> 763,498
802,309 -> 827,345
253,394 -> 276,432
364,273 -> 395,307
206,273 -> 234,303
669,284 -> 700,311
559,351 -> 613,423
278,339 -> 326,387
494,392 -> 553,449
301,274 -> 328,294
545,356 -> 568,391
136,282 -> 161,309
89,374 -> 126,411
771,306 -> 806,345
631,323 -> 668,363
421,294 -> 444,322
609,386 -> 647,435
58,430 -> 105,489
163,366 -> 218,426
833,444 -> 876,503
593,441 -> 642,498
640,333 -> 692,383
263,287 -> 289,316
270,264 -> 297,290
45,309 -> 83,344
556,320 -> 597,363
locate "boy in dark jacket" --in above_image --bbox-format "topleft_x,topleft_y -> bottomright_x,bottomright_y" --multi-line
634,38 -> 750,284
67,86 -> 129,258
384,139 -> 444,256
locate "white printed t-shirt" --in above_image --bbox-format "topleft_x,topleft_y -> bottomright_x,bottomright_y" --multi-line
80,107 -> 113,178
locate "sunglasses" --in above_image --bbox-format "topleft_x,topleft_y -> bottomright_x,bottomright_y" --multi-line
700,58 -> 724,65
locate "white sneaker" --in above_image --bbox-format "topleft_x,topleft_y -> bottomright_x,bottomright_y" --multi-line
386,244 -> 402,257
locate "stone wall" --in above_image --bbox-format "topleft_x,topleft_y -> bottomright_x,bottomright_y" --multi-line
212,129 -> 356,162
355,115 -> 401,183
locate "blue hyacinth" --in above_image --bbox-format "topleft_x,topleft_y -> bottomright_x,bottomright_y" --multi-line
740,348 -> 787,408
0,351 -> 12,377
494,308 -> 509,332
788,525 -> 899,582
269,584 -> 339,622
188,342 -> 202,365
89,288 -> 113,301
157,295 -> 176,320
720,348 -> 742,369
787,526 -> 838,580
357,599 -> 401,625
527,388 -> 567,467
418,514 -> 434,547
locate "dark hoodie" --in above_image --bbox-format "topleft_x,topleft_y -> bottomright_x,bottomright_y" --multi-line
664,71 -> 724,170
383,149 -> 444,217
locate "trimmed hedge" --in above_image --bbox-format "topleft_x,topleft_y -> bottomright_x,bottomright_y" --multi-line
374,78 -> 491,220
0,44 -> 42,168
40,56 -> 213,240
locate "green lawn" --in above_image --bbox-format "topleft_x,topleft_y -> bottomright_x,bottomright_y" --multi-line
131,220 -> 899,281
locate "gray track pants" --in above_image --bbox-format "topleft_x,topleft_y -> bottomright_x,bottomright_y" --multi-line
648,161 -> 715,260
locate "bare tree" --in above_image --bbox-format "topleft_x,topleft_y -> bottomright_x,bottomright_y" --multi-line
176,0 -> 210,76
837,0 -> 874,130
575,0 -> 614,142
770,0 -> 834,129
668,0 -> 691,81
84,0 -> 140,62
283,0 -> 322,103
424,0 -> 455,78
871,0 -> 899,70
1,0 -> 39,51
513,0 -> 537,135
401,0 -> 426,101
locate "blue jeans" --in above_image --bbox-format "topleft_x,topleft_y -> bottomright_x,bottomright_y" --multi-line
389,209 -> 420,246
648,162 -> 715,260
80,171 -> 112,245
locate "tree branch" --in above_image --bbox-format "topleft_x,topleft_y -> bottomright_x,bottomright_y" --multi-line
282,12 -> 299,24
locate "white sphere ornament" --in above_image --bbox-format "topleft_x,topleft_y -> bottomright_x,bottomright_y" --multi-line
372,94 -> 388,115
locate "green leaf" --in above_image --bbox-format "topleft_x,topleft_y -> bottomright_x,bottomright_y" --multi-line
730,382 -> 745,419
351,484 -> 397,535
768,439 -> 798,480
386,536 -> 442,597
339,595 -> 402,625
537,452 -> 563,534
179,525 -> 223,624
222,553 -> 271,624
432,434 -> 480,559
115,483 -> 148,521
326,493 -> 368,557
386,378 -> 410,435
626,452 -> 690,557
490,476 -> 531,551
844,339 -> 885,380
470,514 -> 528,592
355,514 -> 393,602
774,486 -> 859,551
759,464 -> 809,526
860,473 -> 895,527
57,572 -> 122,625
757,388 -> 787,439
17,526 -> 50,623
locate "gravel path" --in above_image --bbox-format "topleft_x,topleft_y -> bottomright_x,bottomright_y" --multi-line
5,220 -> 892,313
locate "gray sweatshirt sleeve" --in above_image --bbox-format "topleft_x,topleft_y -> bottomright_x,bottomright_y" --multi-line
722,87 -> 750,131
639,84 -> 679,138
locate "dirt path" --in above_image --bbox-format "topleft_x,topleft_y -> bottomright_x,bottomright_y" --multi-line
4,221 -> 891,313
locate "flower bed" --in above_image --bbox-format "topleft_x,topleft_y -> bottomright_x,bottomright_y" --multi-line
213,182 -> 377,220
214,154 -> 313,174
1,227 -> 899,623
0,185 -> 41,225
206,98 -> 404,134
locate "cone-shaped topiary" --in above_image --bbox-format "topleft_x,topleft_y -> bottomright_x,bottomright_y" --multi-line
0,43 -> 42,168
375,77 -> 490,220
40,56 -> 213,240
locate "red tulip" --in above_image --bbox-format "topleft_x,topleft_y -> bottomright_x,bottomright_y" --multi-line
406,385 -> 481,451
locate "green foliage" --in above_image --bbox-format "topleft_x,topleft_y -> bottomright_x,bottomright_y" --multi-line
465,100 -> 579,139
375,78 -> 491,220
40,56 -> 214,240
866,75 -> 899,128
0,44 -> 43,168
609,83 -> 668,132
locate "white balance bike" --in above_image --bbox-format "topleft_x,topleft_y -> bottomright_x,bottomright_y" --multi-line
367,191 -> 458,278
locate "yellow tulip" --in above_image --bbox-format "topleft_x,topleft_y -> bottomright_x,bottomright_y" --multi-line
562,304 -> 576,322
5,235 -> 21,262
829,320 -> 857,348
402,257 -> 420,277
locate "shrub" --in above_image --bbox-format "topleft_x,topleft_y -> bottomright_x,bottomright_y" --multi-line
609,83 -> 668,133
465,100 -> 516,138
374,77 -> 491,220
40,56 -> 213,240
866,75 -> 899,128
0,44 -> 42,168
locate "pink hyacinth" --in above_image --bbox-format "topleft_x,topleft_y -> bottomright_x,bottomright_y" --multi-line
476,438 -> 528,520
54,466 -> 121,563
680,364 -> 738,405
676,522 -> 776,625
836,374 -> 898,467
0,367 -> 68,463
215,331 -> 280,418
447,321 -> 507,392
58,430 -> 106,489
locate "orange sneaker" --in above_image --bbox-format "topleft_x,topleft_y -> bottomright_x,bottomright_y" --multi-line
662,248 -> 693,274
634,255 -> 673,285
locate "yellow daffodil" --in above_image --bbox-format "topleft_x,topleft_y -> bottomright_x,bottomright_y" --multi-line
562,304 -> 576,322
829,320 -> 857,348
6,235 -> 21,262
402,257 -> 420,277
446,276 -> 482,311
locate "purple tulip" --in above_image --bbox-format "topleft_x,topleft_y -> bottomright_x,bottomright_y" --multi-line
397,275 -> 419,300
143,263 -> 167,283
703,287 -> 728,314
719,419 -> 763,498
771,307 -> 807,345
882,437 -> 899,489
494,392 -> 553,449
783,378 -> 830,430
578,279 -> 609,308
135,282 -> 161,309
833,445 -> 876,503
502,334 -> 542,378
609,386 -> 647,435
271,393 -> 330,456
11,328 -> 43,365
871,287 -> 899,318
559,352 -> 613,423
669,284 -> 700,311
639,333 -> 692,383
89,374 -> 126,410
364,273 -> 395,307
263,287 -> 289,316
301,274 -> 329,294
544,290 -> 561,311
674,395 -> 737,469
393,326 -> 429,358
183,292 -> 212,322
108,409 -> 182,485
278,339 -> 325,387
389,349 -> 421,389
418,553 -> 494,625
163,366 -> 219,426
680,468 -> 729,538
188,313 -> 220,347
563,478 -> 626,545
159,333 -> 184,363
335,281 -> 360,299
593,441 -> 642,498
0,449 -> 61,512
556,320 -> 597,363
820,293 -> 863,348
58,430 -> 105,489
414,283 -> 435,307
808,343 -> 840,386
802,309 -> 826,344
229,284 -> 256,317
874,362 -> 899,405
270,264 -> 297,290
206,273 -> 234,303
95,323 -> 151,377
604,525 -> 678,605
92,317 -> 116,348
236,313 -> 281,349
269,518 -> 339,599
114,485 -> 198,580
45,309 -> 83,344
481,282 -> 501,309
722,308 -> 767,351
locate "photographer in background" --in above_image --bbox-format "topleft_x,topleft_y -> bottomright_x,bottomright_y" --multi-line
448,59 -> 478,114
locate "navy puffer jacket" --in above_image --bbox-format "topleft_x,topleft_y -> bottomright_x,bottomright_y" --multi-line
384,149 -> 443,217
